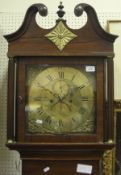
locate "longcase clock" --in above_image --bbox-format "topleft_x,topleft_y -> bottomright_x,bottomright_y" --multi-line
4,2 -> 117,175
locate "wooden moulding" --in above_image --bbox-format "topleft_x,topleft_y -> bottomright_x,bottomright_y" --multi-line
4,3 -> 117,57
6,142 -> 115,159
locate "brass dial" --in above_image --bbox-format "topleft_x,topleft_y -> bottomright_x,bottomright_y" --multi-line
26,66 -> 96,134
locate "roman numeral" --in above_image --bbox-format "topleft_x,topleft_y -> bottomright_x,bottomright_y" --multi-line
37,107 -> 44,116
45,116 -> 52,124
81,97 -> 88,101
71,74 -> 76,81
79,85 -> 85,89
59,120 -> 63,127
46,75 -> 53,81
58,71 -> 64,79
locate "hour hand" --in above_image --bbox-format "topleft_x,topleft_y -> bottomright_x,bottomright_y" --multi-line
39,86 -> 60,99
33,96 -> 49,101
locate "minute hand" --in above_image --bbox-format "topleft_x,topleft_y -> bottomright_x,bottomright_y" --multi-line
59,85 -> 82,100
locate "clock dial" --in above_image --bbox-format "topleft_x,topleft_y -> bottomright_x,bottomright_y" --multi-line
26,65 -> 96,134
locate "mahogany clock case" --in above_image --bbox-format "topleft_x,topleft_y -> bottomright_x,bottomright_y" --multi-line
4,2 -> 117,175
4,3 -> 117,145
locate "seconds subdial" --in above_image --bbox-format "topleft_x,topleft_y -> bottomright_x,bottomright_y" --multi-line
52,80 -> 69,98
